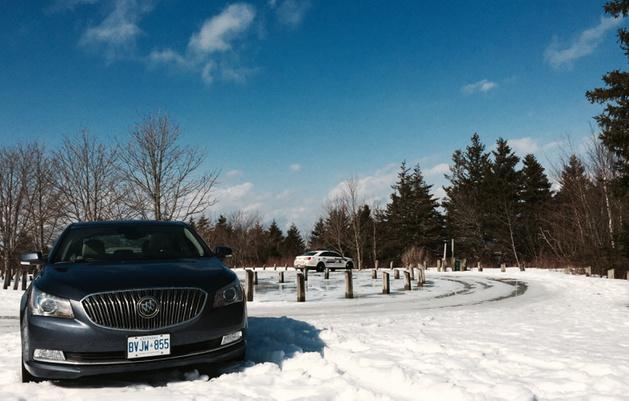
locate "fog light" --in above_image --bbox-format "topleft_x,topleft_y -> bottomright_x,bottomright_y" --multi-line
221,331 -> 242,345
33,349 -> 65,362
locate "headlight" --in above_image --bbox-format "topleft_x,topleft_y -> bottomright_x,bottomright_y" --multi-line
30,287 -> 74,319
213,281 -> 244,308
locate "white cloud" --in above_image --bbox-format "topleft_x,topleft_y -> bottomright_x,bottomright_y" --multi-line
508,137 -> 539,155
270,0 -> 311,28
545,16 -> 622,69
289,163 -> 302,172
225,169 -> 244,178
188,3 -> 256,55
461,79 -> 497,95
425,163 -> 450,177
214,182 -> 254,204
149,3 -> 257,85
48,0 -> 98,12
78,0 -> 154,60
326,164 -> 398,205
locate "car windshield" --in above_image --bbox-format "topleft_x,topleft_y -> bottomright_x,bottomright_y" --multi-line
51,225 -> 209,263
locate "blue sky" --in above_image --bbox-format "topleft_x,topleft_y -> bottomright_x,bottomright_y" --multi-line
0,0 -> 625,233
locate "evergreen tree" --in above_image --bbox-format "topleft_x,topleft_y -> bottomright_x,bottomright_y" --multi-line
519,154 -> 552,260
308,218 -> 326,249
586,0 -> 629,192
443,133 -> 492,261
282,224 -> 306,257
265,220 -> 284,259
487,138 -> 522,265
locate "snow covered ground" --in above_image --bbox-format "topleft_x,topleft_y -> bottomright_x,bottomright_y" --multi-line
0,268 -> 628,401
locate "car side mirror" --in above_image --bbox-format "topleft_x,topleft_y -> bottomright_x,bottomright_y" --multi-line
214,246 -> 233,259
20,251 -> 44,266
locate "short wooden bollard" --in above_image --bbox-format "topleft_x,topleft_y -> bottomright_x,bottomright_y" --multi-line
403,270 -> 411,290
372,269 -> 377,279
389,261 -> 394,269
608,269 -> 615,279
519,265 -> 525,272
586,266 -> 592,277
477,261 -> 483,272
245,270 -> 254,302
382,271 -> 390,294
273,264 -> 277,270
304,267 -> 309,281
284,264 -> 288,271
626,271 -> 629,280
500,263 -> 506,273
394,269 -> 400,279
296,272 -> 306,302
375,260 -> 379,270
262,265 -> 266,270
409,267 -> 415,280
324,268 -> 330,279
416,268 -> 423,286
437,259 -> 442,272
278,271 -> 284,283
253,271 -> 259,285
345,270 -> 353,299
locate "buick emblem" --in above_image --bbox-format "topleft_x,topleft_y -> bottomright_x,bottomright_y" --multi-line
137,296 -> 160,319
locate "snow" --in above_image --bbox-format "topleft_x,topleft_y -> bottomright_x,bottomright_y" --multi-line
1,269 -> 629,401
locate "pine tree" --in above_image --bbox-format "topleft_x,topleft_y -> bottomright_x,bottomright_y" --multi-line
282,224 -> 306,258
308,218 -> 326,249
519,154 -> 552,261
586,0 -> 629,192
265,220 -> 284,259
487,138 -> 522,265
443,133 -> 492,261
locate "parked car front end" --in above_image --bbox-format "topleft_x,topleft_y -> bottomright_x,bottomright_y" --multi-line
20,221 -> 247,381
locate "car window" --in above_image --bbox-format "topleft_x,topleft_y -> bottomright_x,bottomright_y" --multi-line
330,252 -> 342,257
321,251 -> 334,257
302,251 -> 317,256
51,225 -> 208,263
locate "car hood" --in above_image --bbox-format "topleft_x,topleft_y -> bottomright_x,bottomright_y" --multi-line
34,257 -> 237,301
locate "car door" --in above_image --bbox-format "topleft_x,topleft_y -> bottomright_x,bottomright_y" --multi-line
329,251 -> 344,268
319,252 -> 336,268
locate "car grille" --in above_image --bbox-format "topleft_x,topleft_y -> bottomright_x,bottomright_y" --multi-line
81,288 -> 207,330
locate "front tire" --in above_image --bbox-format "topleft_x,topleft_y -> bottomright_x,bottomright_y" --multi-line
315,263 -> 325,273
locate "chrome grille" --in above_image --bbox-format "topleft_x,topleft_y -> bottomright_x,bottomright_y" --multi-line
81,288 -> 207,330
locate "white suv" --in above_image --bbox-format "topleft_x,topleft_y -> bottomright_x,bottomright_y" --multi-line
293,250 -> 354,272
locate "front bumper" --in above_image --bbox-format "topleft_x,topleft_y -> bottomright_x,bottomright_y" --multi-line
22,301 -> 247,380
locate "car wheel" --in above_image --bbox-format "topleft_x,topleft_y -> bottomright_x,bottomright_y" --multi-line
316,263 -> 325,273
346,262 -> 354,269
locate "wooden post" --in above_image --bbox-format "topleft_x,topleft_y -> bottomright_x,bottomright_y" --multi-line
626,271 -> 629,280
304,267 -> 309,281
478,261 -> 483,272
372,269 -> 377,279
324,268 -> 330,279
389,261 -> 394,269
421,268 -> 426,284
403,270 -> 411,290
437,259 -> 442,272
607,268 -> 615,279
375,260 -> 379,270
585,266 -> 592,277
382,271 -> 390,294
519,264 -> 525,272
253,271 -> 258,285
296,272 -> 306,302
278,271 -> 284,283
394,269 -> 400,279
416,268 -> 423,287
273,264 -> 277,270
284,264 -> 288,271
262,265 -> 266,270
3,267 -> 11,289
409,267 -> 415,280
500,263 -> 506,273
461,258 -> 467,272
345,270 -> 353,299
245,270 -> 254,302
12,268 -> 20,290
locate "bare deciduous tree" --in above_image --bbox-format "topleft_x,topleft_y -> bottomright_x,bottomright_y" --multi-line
54,130 -> 124,221
0,145 -> 33,288
342,177 -> 365,269
120,114 -> 218,221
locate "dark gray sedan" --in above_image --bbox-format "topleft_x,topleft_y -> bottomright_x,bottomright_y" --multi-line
20,221 -> 246,382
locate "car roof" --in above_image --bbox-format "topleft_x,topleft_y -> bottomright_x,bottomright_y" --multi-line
69,220 -> 188,229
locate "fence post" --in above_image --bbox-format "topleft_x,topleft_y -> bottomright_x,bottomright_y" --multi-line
372,269 -> 377,279
304,267 -> 309,281
500,263 -> 506,273
345,270 -> 353,299
478,261 -> 483,272
3,267 -> 12,289
284,264 -> 288,271
626,271 -> 629,280
416,268 -> 423,287
253,271 -> 259,285
12,268 -> 20,290
607,268 -> 615,279
519,264 -> 525,272
262,265 -> 266,271
324,268 -> 330,279
21,268 -> 27,290
382,271 -> 390,294
278,271 -> 284,283
437,259 -> 442,272
404,270 -> 411,290
389,261 -> 394,270
296,272 -> 305,302
585,266 -> 592,277
394,269 -> 400,279
375,260 -> 379,270
409,266 -> 415,280
245,270 -> 254,302
273,264 -> 277,270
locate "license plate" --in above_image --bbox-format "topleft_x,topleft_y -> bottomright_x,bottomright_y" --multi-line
127,334 -> 171,359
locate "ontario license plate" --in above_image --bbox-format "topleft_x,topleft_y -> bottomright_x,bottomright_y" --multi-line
127,334 -> 171,359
